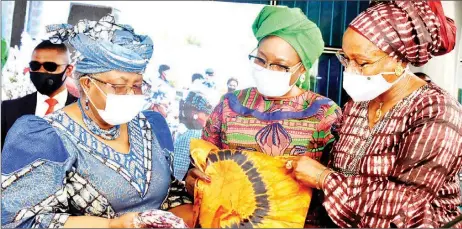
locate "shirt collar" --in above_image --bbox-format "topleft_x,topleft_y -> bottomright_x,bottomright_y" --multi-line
37,88 -> 68,105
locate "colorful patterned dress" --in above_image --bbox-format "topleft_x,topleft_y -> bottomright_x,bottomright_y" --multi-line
202,87 -> 342,226
324,83 -> 462,228
1,111 -> 191,228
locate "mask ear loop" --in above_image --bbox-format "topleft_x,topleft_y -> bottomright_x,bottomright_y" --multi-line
81,76 -> 108,112
289,62 -> 304,88
61,65 -> 70,82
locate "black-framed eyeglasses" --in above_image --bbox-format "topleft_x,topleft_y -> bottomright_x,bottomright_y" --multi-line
335,50 -> 388,74
29,61 -> 68,72
84,74 -> 150,95
248,54 -> 301,73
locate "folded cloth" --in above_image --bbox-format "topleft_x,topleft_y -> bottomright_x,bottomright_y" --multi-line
133,209 -> 188,228
190,139 -> 312,228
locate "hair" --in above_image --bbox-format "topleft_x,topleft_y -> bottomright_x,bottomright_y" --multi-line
414,72 -> 429,78
414,72 -> 431,82
34,40 -> 68,54
158,64 -> 170,74
205,68 -> 214,75
227,77 -> 238,85
73,71 -> 86,94
191,73 -> 204,83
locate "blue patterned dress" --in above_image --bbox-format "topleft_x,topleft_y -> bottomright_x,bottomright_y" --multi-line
1,110 -> 191,228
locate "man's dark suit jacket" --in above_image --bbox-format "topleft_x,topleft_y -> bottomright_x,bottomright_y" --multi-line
1,92 -> 78,149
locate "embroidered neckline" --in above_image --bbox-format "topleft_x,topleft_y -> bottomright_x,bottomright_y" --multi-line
44,110 -> 153,198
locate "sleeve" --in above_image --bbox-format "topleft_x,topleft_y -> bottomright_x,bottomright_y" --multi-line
1,115 -> 75,228
318,102 -> 342,165
142,111 -> 193,210
323,95 -> 462,228
201,100 -> 224,148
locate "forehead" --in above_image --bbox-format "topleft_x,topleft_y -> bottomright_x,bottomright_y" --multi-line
342,28 -> 382,58
31,49 -> 68,63
258,36 -> 299,62
97,70 -> 143,82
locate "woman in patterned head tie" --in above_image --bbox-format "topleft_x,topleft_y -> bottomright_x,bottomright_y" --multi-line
1,15 -> 193,228
173,91 -> 213,181
289,1 -> 461,228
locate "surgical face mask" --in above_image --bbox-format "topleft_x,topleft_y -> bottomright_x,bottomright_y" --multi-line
84,79 -> 146,125
251,62 -> 302,97
342,67 -> 408,102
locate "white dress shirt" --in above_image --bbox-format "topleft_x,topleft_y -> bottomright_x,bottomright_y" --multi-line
35,89 -> 69,117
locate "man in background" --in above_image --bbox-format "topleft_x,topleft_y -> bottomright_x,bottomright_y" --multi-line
226,77 -> 238,93
1,40 -> 78,149
204,68 -> 216,89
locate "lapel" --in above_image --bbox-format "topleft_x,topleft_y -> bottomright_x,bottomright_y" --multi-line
65,92 -> 78,105
23,92 -> 38,114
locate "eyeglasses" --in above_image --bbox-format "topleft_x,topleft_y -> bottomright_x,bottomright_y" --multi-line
29,61 -> 68,72
248,55 -> 301,73
335,51 -> 388,74
85,75 -> 150,95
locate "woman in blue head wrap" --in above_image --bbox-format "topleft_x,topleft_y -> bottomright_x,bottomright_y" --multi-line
1,15 -> 193,228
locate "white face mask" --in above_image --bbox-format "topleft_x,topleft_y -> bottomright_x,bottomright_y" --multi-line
84,79 -> 146,126
251,62 -> 302,97
342,67 -> 408,102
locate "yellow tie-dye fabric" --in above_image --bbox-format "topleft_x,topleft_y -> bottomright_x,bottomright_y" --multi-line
190,139 -> 312,228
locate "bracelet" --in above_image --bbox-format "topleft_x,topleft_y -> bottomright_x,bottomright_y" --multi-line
320,170 -> 334,191
315,168 -> 334,190
315,168 -> 329,190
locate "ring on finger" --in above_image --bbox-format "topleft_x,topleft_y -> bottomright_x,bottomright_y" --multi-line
286,160 -> 293,170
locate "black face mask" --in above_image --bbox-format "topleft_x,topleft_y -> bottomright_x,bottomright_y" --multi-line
30,68 -> 67,96
228,87 -> 236,93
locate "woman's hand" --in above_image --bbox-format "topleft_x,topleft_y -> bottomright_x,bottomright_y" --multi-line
291,156 -> 333,190
185,168 -> 210,196
168,204 -> 194,227
109,212 -> 140,228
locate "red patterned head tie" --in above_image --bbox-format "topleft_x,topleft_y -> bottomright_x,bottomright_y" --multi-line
349,0 -> 456,67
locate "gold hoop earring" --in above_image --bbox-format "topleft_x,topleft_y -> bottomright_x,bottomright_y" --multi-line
395,64 -> 405,76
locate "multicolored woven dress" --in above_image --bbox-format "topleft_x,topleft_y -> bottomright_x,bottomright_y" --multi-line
202,87 -> 341,226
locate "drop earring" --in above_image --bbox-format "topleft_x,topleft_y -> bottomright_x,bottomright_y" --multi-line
85,98 -> 89,110
300,74 -> 306,82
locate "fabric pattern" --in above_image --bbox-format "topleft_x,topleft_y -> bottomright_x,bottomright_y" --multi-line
190,139 -> 312,228
173,129 -> 202,180
201,87 -> 341,226
203,88 -> 341,158
1,111 -> 191,228
323,83 -> 462,228
349,1 -> 456,66
46,14 -> 153,74
134,209 -> 188,228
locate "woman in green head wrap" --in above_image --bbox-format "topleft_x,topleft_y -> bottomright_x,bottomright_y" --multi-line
186,5 -> 341,227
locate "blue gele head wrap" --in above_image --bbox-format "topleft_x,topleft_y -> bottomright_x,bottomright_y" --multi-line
185,91 -> 213,114
46,15 -> 153,74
